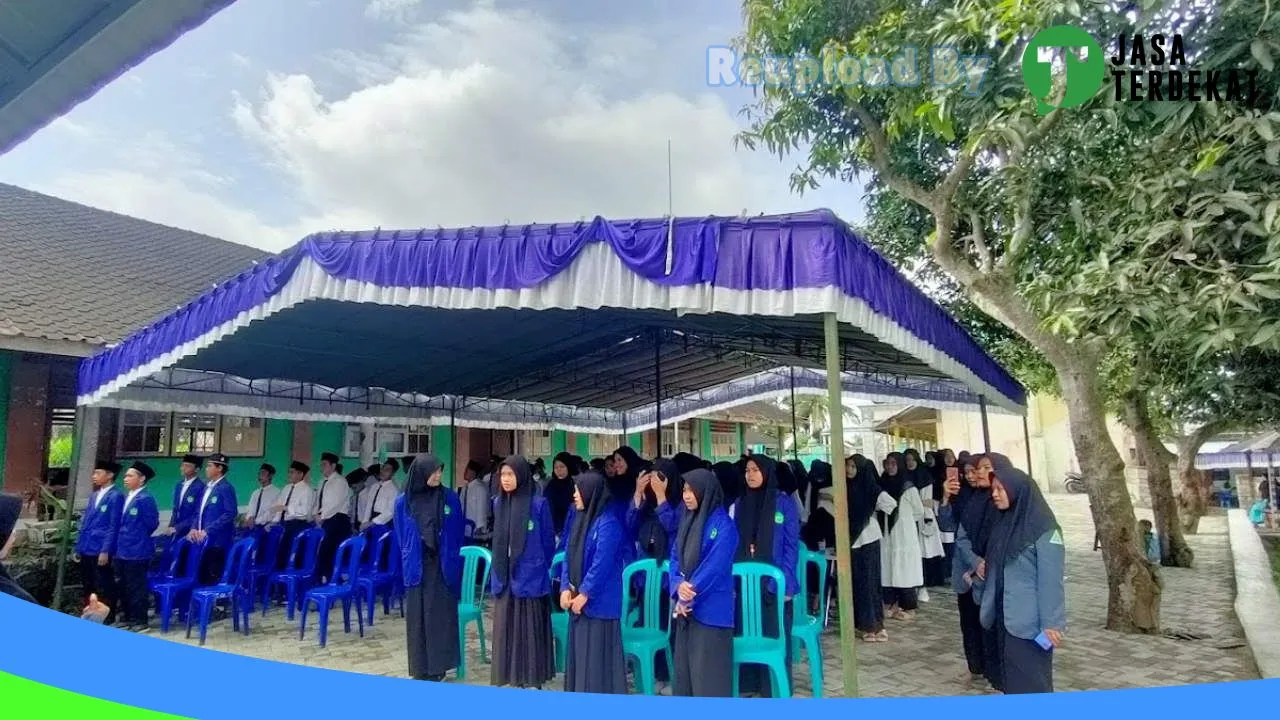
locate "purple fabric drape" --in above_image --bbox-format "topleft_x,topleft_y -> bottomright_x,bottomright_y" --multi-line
77,210 -> 1025,407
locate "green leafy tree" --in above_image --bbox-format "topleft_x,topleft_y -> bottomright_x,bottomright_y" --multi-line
737,0 -> 1279,631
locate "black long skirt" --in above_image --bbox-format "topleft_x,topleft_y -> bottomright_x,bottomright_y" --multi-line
982,624 -> 1003,691
491,594 -> 556,688
852,541 -> 885,633
736,594 -> 793,697
564,615 -> 627,694
673,616 -> 733,697
923,555 -> 948,587
405,552 -> 460,680
999,620 -> 1053,693
956,590 -> 985,676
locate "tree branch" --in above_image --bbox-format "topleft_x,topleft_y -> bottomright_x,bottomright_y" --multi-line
847,101 -> 939,213
968,211 -> 994,272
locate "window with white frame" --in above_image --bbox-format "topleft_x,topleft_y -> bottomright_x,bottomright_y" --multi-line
343,425 -> 363,456
589,433 -> 620,457
219,416 -> 264,456
172,413 -> 219,455
519,430 -> 553,458
118,411 -> 171,455
377,428 -> 408,456
406,426 -> 431,454
709,421 -> 739,458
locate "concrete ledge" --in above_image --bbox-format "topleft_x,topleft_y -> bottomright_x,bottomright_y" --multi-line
1227,508 -> 1280,678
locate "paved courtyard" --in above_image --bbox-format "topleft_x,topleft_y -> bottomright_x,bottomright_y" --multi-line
145,495 -> 1258,697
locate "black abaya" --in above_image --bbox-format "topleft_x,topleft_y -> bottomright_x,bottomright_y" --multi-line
405,543 -> 460,680
673,617 -> 733,697
852,541 -> 884,634
565,615 -> 628,694
492,594 -> 555,688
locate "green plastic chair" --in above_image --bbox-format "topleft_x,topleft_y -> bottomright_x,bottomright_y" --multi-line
791,548 -> 827,697
732,561 -> 792,698
549,551 -> 568,673
457,545 -> 492,680
621,558 -> 673,695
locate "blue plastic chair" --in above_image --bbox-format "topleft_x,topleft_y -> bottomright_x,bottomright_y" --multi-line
731,561 -> 792,698
265,527 -> 324,619
621,558 -> 674,695
148,536 -> 180,586
457,545 -> 492,680
186,536 -> 257,646
356,528 -> 401,625
792,548 -> 827,697
299,535 -> 367,648
549,550 -> 568,673
246,525 -> 284,612
149,538 -> 205,634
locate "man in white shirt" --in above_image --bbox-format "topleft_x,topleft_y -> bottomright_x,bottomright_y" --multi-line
314,452 -> 351,582
360,459 -> 399,531
458,460 -> 492,542
271,461 -> 314,569
243,464 -> 281,529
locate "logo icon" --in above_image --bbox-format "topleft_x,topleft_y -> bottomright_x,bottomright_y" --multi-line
774,511 -> 784,525
1022,25 -> 1105,113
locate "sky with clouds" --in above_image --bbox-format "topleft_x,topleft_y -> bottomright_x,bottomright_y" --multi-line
0,0 -> 866,252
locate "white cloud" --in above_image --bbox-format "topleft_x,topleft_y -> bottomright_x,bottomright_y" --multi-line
37,2 -> 779,252
364,0 -> 424,24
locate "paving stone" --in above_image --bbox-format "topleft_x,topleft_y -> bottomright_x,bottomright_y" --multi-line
148,495 -> 1257,696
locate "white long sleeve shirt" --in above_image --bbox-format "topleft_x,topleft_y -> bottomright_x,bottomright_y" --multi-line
316,473 -> 351,521
854,491 -> 897,548
245,485 -> 281,525
276,482 -> 314,522
364,479 -> 396,526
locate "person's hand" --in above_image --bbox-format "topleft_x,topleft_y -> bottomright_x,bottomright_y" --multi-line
673,603 -> 691,618
962,571 -> 973,587
97,552 -> 109,567
559,590 -> 573,610
271,504 -> 285,514
945,478 -> 960,497
569,593 -> 589,615
975,558 -> 986,580
677,581 -> 696,603
634,473 -> 650,503
651,473 -> 669,503
1043,629 -> 1063,647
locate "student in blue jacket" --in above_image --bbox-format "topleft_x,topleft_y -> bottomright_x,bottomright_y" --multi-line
560,471 -> 627,694
980,454 -> 1066,695
670,468 -> 738,697
627,458 -> 684,687
76,460 -> 125,624
490,455 -> 556,689
189,453 -> 238,585
394,453 -> 463,682
115,462 -> 160,630
730,454 -> 800,697
166,454 -> 205,539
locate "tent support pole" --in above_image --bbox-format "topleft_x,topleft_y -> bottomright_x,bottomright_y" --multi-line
1022,411 -> 1034,475
979,395 -> 991,453
450,400 -> 457,487
823,312 -> 858,697
654,328 -> 662,455
789,367 -> 800,459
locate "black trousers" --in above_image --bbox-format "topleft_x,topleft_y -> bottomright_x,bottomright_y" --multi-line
115,559 -> 150,625
277,519 -> 310,570
884,586 -> 918,611
200,545 -> 228,586
318,514 -> 351,581
983,624 -> 1003,691
956,590 -> 985,675
80,556 -> 117,623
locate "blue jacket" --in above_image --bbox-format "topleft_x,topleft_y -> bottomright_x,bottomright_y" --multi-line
556,505 -> 576,555
561,511 -> 625,620
730,490 -> 801,597
979,528 -> 1068,640
195,480 -> 238,550
394,490 -> 464,598
625,501 -> 681,557
116,491 -> 160,562
937,503 -> 957,535
491,496 -> 556,598
951,523 -> 984,596
668,509 -> 738,629
169,477 -> 205,536
611,497 -> 637,569
76,486 -> 124,556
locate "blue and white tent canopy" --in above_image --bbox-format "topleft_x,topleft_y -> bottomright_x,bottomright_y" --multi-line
77,210 -> 1026,420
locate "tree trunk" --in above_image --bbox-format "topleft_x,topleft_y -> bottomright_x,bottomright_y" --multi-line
1122,392 -> 1193,568
1176,422 -> 1225,534
1059,363 -> 1162,633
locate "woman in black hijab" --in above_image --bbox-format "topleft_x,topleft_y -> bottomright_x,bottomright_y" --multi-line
544,452 -> 576,540
731,454 -> 800,697
491,456 -> 556,689
845,456 -> 891,641
0,493 -> 35,603
981,454 -> 1065,694
560,471 -> 628,694
878,452 -> 924,619
905,449 -> 945,592
671,469 -> 738,697
954,453 -> 998,687
933,448 -> 961,586
711,462 -> 741,508
628,457 -> 683,686
393,454 -> 463,681
787,459 -> 811,522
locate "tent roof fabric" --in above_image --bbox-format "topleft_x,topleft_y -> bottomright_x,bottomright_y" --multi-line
77,210 -> 1026,415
